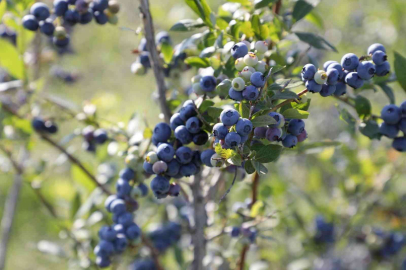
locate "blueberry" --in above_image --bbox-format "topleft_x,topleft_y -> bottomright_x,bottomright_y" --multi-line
242,85 -> 259,101
95,240 -> 114,257
155,31 -> 171,45
132,259 -> 156,270
54,0 -> 69,16
372,50 -> 387,65
22,15 -> 39,31
282,135 -> 298,148
400,118 -> 406,133
143,160 -> 154,174
357,61 -> 376,80
44,122 -> 58,133
75,0 -> 89,13
345,72 -> 364,89
305,80 -> 322,93
179,162 -> 197,177
168,183 -> 181,197
156,143 -> 175,162
92,0 -> 109,11
381,104 -> 402,124
235,118 -> 253,136
152,161 -> 168,174
334,82 -> 347,96
96,255 -> 111,268
179,104 -> 197,121
323,61 -> 338,71
192,151 -> 202,167
250,72 -> 266,87
94,11 -> 108,25
30,3 -> 50,20
200,76 -> 217,92
94,129 -> 108,144
211,124 -> 227,141
225,132 -> 242,147
327,63 -> 345,80
154,122 -> 172,142
229,88 -> 243,101
39,19 -> 55,36
193,131 -> 208,145
326,68 -> 339,85
200,149 -> 215,167
113,224 -> 125,234
265,127 -> 281,141
379,123 -> 399,138
114,234 -> 128,253
82,141 -> 96,152
231,227 -> 240,237
53,36 -> 70,48
67,0 -> 76,4
287,119 -> 305,136
64,9 -> 80,25
150,175 -> 170,197
253,127 -> 267,139
185,117 -> 201,134
170,113 -> 184,130
368,43 -> 386,55
118,212 -> 133,227
116,178 -> 132,197
138,38 -> 148,52
174,125 -> 192,145
138,183 -> 149,196
375,62 -> 391,77
119,168 -> 135,181
297,129 -> 307,142
79,11 -> 93,24
126,224 -> 141,240
231,42 -> 249,59
104,195 -> 118,212
139,51 -> 151,68
341,53 -> 359,70
232,77 -> 245,91
220,108 -> 240,126
111,199 -> 126,214
99,226 -> 117,241
174,146 -> 192,164
320,84 -> 336,97
392,137 -> 406,152
301,64 -> 317,80
165,159 -> 181,177
268,112 -> 285,128
32,117 -> 46,131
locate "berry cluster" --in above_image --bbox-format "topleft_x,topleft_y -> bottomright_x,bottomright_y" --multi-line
253,112 -> 307,148
301,43 -> 390,96
31,117 -> 58,134
148,222 -> 182,252
131,258 -> 156,270
230,226 -> 257,243
314,216 -> 335,244
371,229 -> 406,259
81,125 -> 109,152
22,0 -> 119,48
0,24 -> 17,45
379,101 -> 406,152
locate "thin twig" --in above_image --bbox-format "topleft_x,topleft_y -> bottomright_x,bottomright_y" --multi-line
141,235 -> 163,270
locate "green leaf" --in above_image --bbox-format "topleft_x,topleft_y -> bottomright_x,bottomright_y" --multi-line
184,57 -> 210,68
360,120 -> 381,140
215,31 -> 224,48
170,19 -> 205,31
239,102 -> 250,119
270,65 -> 286,75
251,114 -> 277,127
250,200 -> 265,217
305,11 -> 324,30
216,79 -> 231,97
228,0 -> 251,5
394,51 -> 406,93
378,84 -> 395,104
251,144 -> 282,163
282,108 -> 309,119
354,95 -> 371,117
207,106 -> 223,119
0,0 -> 6,19
161,42 -> 173,64
294,32 -> 338,52
70,192 -> 81,220
292,0 -> 314,22
71,164 -> 96,191
271,90 -> 299,100
0,39 -> 24,79
252,161 -> 268,174
337,106 -> 356,132
199,46 -> 216,58
199,100 -> 215,112
185,0 -> 213,27
251,14 -> 261,39
143,127 -> 153,139
228,153 -> 242,166
244,160 -> 256,174
254,0 -> 277,9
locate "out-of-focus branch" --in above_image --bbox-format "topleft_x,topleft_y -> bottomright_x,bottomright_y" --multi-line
141,235 -> 163,270
139,0 -> 171,123
191,172 -> 206,270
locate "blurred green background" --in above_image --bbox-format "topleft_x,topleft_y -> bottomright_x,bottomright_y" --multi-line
1,0 -> 406,269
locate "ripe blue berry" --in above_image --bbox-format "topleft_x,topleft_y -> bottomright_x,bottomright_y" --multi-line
114,234 -> 128,253
118,212 -> 133,227
231,227 -> 240,237
193,131 -> 208,145
64,9 -> 80,25
139,52 -> 151,68
268,112 -> 285,128
282,135 -> 298,148
200,149 -> 215,167
174,125 -> 192,145
170,113 -> 184,130
235,118 -> 253,136
155,31 -> 171,45
254,127 -> 267,139
306,80 -> 322,93
345,72 -> 364,89
40,19 -> 55,36
301,64 -> 317,80
379,123 -> 399,138
381,105 -> 402,125
225,132 -> 242,147
152,161 -> 168,174
327,63 -> 345,80
165,159 -> 181,177
126,224 -> 141,240
213,123 -> 228,139
372,50 -> 387,66
111,199 -> 126,215
320,84 -> 336,97
30,3 -> 50,20
154,122 -> 172,142
334,82 -> 347,96
265,127 -> 281,141
186,117 -> 201,134
168,183 -> 181,196
92,0 -> 109,11
392,137 -> 406,152
150,176 -> 170,197
250,72 -> 266,87
287,119 -> 305,136
156,143 -> 175,162
326,69 -> 339,85
220,108 -> 240,126
231,42 -> 249,59
116,178 -> 132,197
180,163 -> 198,176
79,11 -> 93,24
94,129 -> 108,144
22,15 -> 39,31
368,43 -> 386,55
96,255 -> 111,267
375,62 -> 391,77
53,36 -> 70,48
143,161 -> 154,174
176,146 -> 193,164
242,85 -> 259,101
357,61 -> 376,80
297,129 -> 307,142
323,61 -> 338,71
99,226 -> 117,241
200,76 -> 217,92
399,119 -> 406,133
400,101 -> 406,115
229,88 -> 243,101
94,11 -> 108,25
341,53 -> 359,70
54,0 -> 69,16
119,168 -> 135,181
105,195 -> 118,212
179,104 -> 197,121
32,117 -> 46,131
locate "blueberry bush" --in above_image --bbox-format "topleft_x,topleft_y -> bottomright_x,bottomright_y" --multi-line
1,0 -> 406,269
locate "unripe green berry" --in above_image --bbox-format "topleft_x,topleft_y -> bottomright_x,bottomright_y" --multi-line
107,13 -> 118,25
255,61 -> 267,73
191,75 -> 202,84
232,77 -> 245,91
240,66 -> 255,82
54,26 -> 67,38
145,151 -> 158,164
314,70 -> 327,85
193,83 -> 205,95
130,186 -> 142,198
108,0 -> 120,14
235,58 -> 245,71
243,52 -> 258,67
125,154 -> 138,170
256,53 -> 264,60
210,153 -> 224,167
255,41 -> 268,54
242,40 -> 251,50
